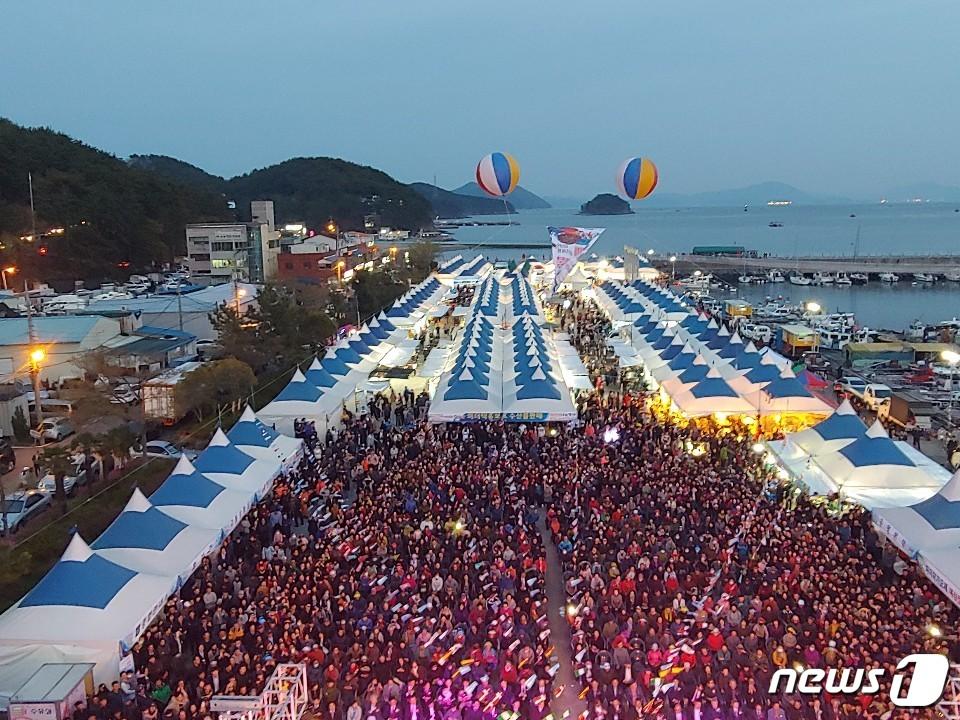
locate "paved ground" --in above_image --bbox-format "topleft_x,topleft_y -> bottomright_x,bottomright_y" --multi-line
539,517 -> 585,720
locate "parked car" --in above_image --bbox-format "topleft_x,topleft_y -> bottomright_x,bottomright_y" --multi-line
110,387 -> 140,405
0,489 -> 52,534
29,416 -> 75,442
38,454 -> 101,496
835,376 -> 868,399
0,437 -> 16,474
863,383 -> 893,411
142,440 -> 198,462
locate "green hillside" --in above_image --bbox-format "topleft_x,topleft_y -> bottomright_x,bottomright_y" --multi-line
0,119 -> 231,281
227,158 -> 433,232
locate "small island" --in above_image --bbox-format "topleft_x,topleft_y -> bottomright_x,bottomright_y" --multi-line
579,193 -> 633,215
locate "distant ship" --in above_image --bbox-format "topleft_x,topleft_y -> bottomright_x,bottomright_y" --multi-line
768,221 -> 784,228
767,200 -> 793,207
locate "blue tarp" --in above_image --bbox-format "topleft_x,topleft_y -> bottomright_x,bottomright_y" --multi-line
151,470 -> 225,508
93,507 -> 188,551
21,554 -> 136,609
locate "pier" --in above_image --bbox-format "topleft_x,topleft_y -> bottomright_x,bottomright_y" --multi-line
661,253 -> 960,276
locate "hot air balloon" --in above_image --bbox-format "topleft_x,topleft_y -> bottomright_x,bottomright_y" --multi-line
476,152 -> 520,197
616,157 -> 658,200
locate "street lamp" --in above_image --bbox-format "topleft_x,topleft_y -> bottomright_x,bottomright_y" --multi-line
669,255 -> 677,281
235,287 -> 246,315
29,346 -> 45,427
1,266 -> 16,290
389,246 -> 397,263
336,260 -> 346,284
805,301 -> 821,314
647,248 -> 655,257
943,349 -> 960,429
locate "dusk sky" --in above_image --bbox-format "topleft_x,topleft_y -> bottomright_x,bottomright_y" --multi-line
2,1 -> 958,198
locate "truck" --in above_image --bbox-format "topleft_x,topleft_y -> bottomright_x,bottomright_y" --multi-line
141,362 -> 202,426
862,383 -> 893,411
877,390 -> 937,430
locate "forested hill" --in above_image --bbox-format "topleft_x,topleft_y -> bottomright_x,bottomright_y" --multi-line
136,154 -> 435,234
227,158 -> 433,232
128,154 -> 226,194
0,119 -> 231,280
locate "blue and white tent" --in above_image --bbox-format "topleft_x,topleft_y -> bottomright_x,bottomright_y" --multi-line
91,489 -> 219,580
259,368 -> 339,436
918,539 -> 960,608
149,456 -> 252,532
874,469 -> 960,558
193,428 -> 280,499
228,406 -> 304,468
0,534 -> 174,682
773,399 -> 865,460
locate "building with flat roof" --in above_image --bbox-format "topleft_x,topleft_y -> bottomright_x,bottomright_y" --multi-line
185,201 -> 280,285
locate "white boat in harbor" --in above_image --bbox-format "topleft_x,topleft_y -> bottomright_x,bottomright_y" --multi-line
879,272 -> 900,283
913,273 -> 935,283
850,273 -> 869,285
945,272 -> 960,282
834,273 -> 853,286
766,269 -> 786,283
811,272 -> 834,285
789,274 -> 811,286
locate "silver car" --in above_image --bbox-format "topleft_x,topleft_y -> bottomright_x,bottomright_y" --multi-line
0,489 -> 52,534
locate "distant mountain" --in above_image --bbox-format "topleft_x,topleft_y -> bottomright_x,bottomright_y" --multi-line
129,154 -> 226,194
452,182 -> 551,210
580,193 -> 633,216
643,181 -> 852,208
883,182 -> 960,203
409,183 -> 515,218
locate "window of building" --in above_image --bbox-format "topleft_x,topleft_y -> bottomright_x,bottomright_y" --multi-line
212,242 -> 235,252
187,236 -> 210,244
191,253 -> 211,262
211,259 -> 235,269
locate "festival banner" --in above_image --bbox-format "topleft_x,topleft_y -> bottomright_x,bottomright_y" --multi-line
549,226 -> 605,294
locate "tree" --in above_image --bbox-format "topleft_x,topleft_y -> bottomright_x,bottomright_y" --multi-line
352,268 -> 408,321
211,284 -> 336,374
175,358 -> 256,422
11,406 -> 29,443
71,433 -> 99,496
404,240 -> 438,283
101,426 -> 138,470
38,446 -> 75,515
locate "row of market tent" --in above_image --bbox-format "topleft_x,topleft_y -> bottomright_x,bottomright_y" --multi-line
760,400 -> 959,606
428,275 -> 578,422
594,280 -> 834,426
0,260 -> 499,705
0,409 -> 304,703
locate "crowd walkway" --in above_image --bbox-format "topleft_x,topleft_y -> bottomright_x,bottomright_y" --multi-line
540,517 -> 586,720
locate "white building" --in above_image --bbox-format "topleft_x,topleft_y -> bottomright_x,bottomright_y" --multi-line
185,201 -> 280,285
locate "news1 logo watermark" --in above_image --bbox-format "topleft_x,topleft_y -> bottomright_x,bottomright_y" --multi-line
768,654 -> 951,708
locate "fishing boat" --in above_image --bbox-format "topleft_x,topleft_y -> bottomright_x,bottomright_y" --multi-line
945,272 -> 960,282
766,269 -> 785,283
811,272 -> 834,285
834,273 -> 853,286
850,273 -> 869,285
879,273 -> 900,283
789,274 -> 811,286
913,273 -> 935,283
768,221 -> 784,228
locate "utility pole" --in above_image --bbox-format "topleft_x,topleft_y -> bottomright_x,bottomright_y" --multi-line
28,172 -> 37,243
176,281 -> 184,331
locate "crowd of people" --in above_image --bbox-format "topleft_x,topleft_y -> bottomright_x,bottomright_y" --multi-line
118,409 -> 559,720
72,292 -> 959,720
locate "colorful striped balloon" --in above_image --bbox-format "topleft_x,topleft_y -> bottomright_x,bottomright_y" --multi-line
616,157 -> 659,200
476,152 -> 520,197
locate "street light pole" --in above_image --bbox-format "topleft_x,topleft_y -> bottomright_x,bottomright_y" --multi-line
670,255 -> 677,281
24,280 -> 44,429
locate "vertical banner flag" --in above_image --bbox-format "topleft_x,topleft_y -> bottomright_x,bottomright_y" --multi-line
549,226 -> 605,294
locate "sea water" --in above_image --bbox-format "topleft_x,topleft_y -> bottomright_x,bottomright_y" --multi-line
446,204 -> 960,329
